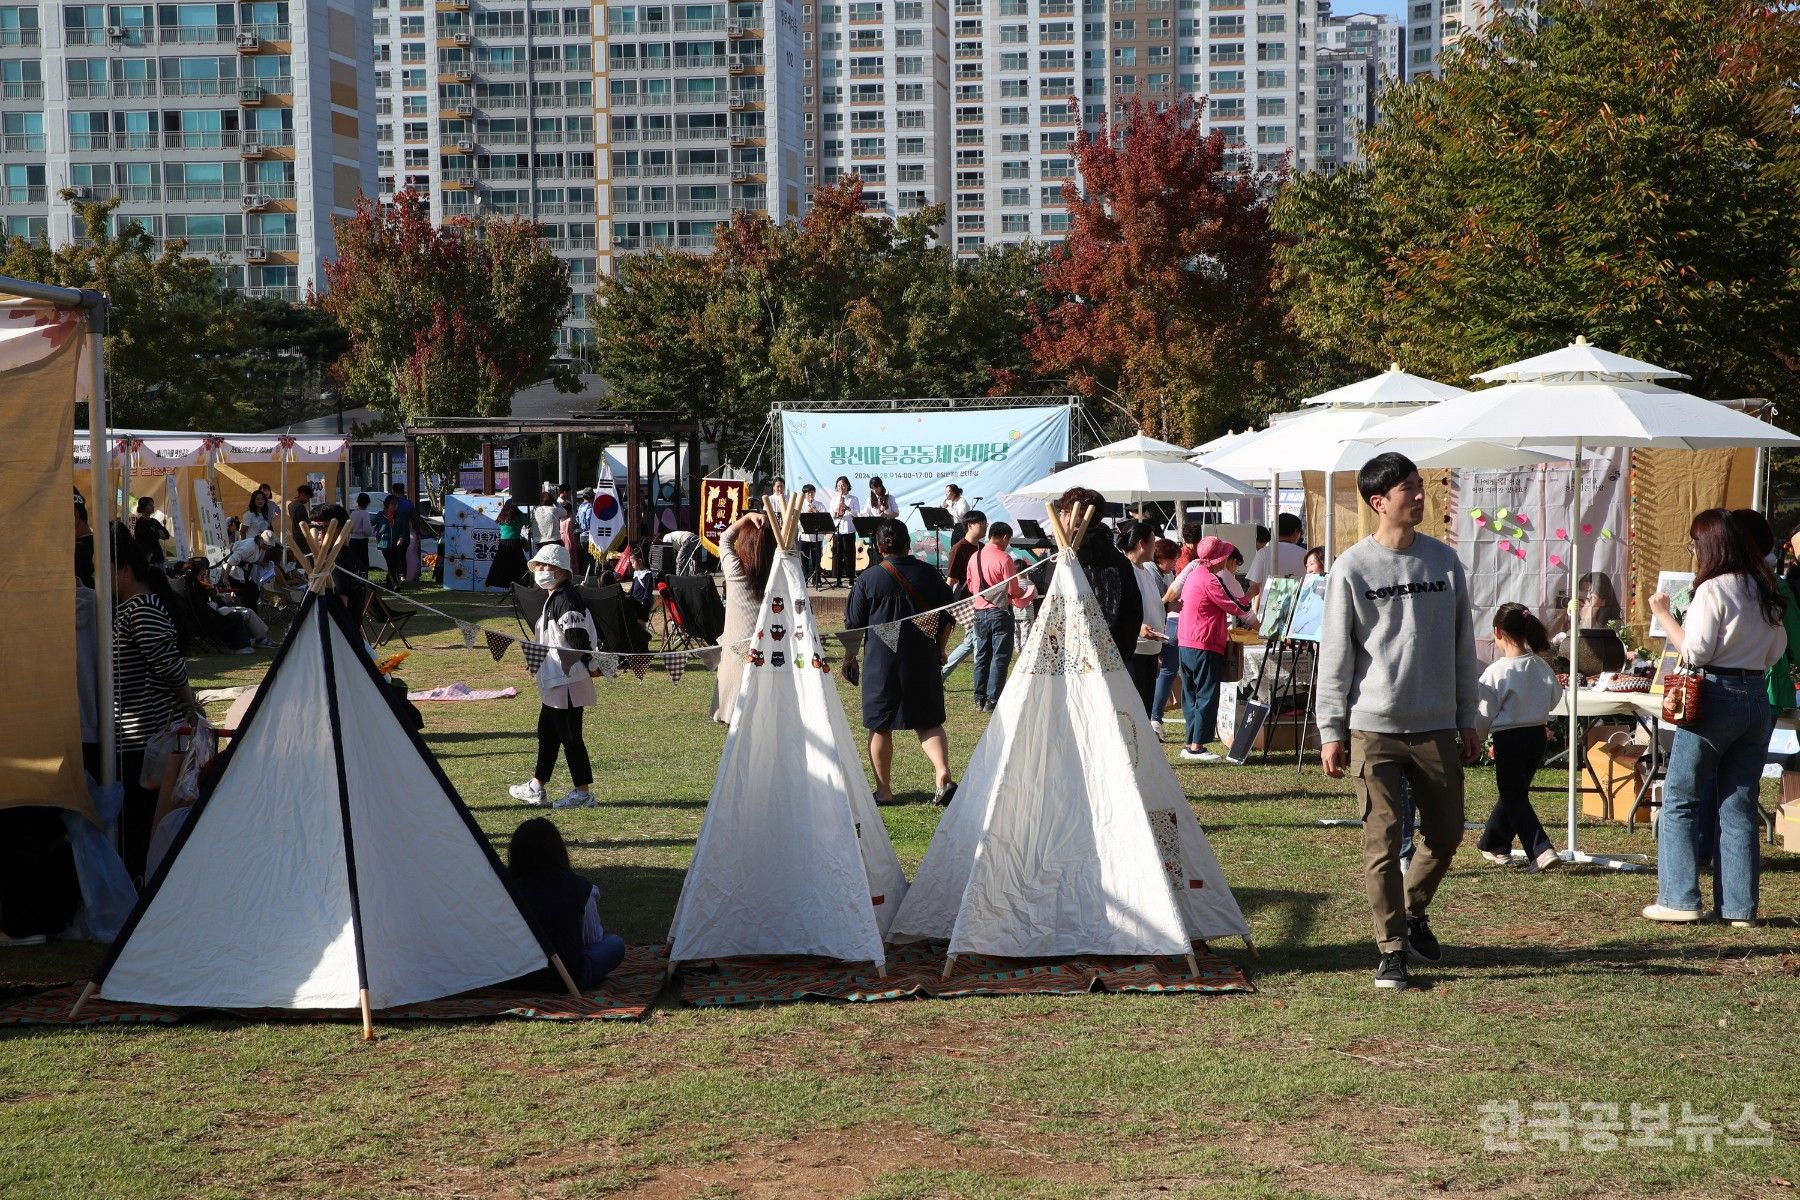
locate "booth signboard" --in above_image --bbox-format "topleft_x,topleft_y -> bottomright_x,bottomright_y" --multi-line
1259,576 -> 1300,641
194,478 -> 230,562
1286,575 -> 1328,642
1648,570 -> 1694,640
442,494 -> 505,591
700,478 -> 749,556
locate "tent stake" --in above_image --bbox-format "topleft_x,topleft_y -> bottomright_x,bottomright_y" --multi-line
358,988 -> 374,1041
549,952 -> 583,999
874,960 -> 887,981
665,956 -> 679,982
67,980 -> 97,1020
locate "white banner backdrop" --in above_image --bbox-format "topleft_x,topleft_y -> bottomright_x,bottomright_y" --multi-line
1455,451 -> 1630,664
442,494 -> 506,592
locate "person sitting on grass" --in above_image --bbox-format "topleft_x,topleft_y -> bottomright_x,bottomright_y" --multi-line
1473,603 -> 1562,872
507,817 -> 626,992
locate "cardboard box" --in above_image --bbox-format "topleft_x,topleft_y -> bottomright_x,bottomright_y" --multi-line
1253,712 -> 1318,753
1776,801 -> 1800,852
1582,724 -> 1652,824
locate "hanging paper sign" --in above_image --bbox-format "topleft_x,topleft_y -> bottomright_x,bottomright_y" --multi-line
194,477 -> 231,562
699,478 -> 750,556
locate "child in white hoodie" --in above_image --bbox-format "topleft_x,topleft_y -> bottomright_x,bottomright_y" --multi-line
1474,603 -> 1564,871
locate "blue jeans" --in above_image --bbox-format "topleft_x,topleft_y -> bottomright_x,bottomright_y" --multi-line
1151,617 -> 1180,723
578,933 -> 627,991
1658,672 -> 1770,919
971,607 -> 1014,707
1179,646 -> 1224,749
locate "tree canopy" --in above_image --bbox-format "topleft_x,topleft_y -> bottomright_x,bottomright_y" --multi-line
1273,0 -> 1800,404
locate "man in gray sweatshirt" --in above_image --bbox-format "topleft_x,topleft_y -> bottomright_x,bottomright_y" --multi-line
1317,453 -> 1480,990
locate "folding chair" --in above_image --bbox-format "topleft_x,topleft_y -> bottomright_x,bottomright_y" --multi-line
655,580 -> 705,653
510,581 -> 548,639
362,591 -> 419,649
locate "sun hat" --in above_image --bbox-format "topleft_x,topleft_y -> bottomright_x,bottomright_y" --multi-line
1194,535 -> 1235,569
528,544 -> 571,572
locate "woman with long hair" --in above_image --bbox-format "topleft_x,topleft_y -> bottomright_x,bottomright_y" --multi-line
110,525 -> 199,883
829,475 -> 861,589
485,495 -> 532,589
241,489 -> 273,540
506,817 -> 626,990
1645,509 -> 1787,926
711,508 -> 778,725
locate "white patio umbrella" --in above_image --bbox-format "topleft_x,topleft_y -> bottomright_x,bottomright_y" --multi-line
1300,362 -> 1471,408
1082,433 -> 1196,460
1011,454 -> 1257,505
1371,337 -> 1800,870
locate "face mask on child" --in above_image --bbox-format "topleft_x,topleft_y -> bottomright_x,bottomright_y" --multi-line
533,567 -> 560,590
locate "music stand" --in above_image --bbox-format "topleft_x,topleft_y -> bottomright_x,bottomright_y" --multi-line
1016,517 -> 1047,542
796,512 -> 834,587
916,505 -> 955,566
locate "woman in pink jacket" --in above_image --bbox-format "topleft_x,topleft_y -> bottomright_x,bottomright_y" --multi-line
1175,535 -> 1249,762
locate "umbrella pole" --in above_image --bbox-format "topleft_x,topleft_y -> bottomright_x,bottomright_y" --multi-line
1323,473 -> 1334,568
1560,435 -> 1648,872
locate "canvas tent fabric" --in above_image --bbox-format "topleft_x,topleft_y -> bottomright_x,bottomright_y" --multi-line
0,301 -> 92,822
93,593 -> 555,1011
889,552 -> 1250,958
667,545 -> 909,968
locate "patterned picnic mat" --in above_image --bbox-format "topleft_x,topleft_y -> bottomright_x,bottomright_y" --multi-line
675,941 -> 1252,1007
0,945 -> 668,1028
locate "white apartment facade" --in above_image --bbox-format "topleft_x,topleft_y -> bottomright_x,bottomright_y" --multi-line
1,0 -> 375,298
1404,0 -> 1534,78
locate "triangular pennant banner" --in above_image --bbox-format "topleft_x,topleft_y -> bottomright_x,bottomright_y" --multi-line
595,652 -> 619,680
486,629 -> 512,663
871,622 -> 901,651
914,612 -> 942,640
667,652 -> 687,685
521,642 -> 547,676
627,654 -> 652,680
950,598 -> 977,630
459,623 -> 478,651
697,646 -> 723,672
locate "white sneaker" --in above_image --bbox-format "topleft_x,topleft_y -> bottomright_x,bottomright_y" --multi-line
1179,748 -> 1207,761
1149,720 -> 1164,738
1195,750 -> 1222,762
1533,848 -> 1560,872
1480,851 -> 1513,867
1641,903 -> 1703,923
509,780 -> 546,805
552,788 -> 597,809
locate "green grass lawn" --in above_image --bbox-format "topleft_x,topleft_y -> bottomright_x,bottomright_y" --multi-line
3,586 -> 1797,1200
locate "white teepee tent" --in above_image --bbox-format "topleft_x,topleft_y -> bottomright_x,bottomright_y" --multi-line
889,505 -> 1250,973
74,524 -> 569,1035
666,497 -> 909,972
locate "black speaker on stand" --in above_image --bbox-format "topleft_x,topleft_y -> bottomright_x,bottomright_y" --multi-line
508,458 -> 541,501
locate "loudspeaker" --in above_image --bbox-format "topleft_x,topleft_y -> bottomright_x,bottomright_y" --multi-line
507,458 -> 541,501
650,544 -> 678,573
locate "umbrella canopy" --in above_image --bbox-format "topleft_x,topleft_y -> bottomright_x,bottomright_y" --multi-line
1338,440 -> 1572,471
1471,336 -> 1686,384
1012,454 -> 1256,503
1082,434 -> 1196,460
1191,428 -> 1261,457
1300,363 -> 1471,408
1366,380 -> 1799,451
1195,408 -> 1412,482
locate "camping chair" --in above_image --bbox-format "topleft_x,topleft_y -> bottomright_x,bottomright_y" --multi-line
579,582 -> 651,655
510,581 -> 549,639
362,590 -> 419,649
655,579 -> 707,653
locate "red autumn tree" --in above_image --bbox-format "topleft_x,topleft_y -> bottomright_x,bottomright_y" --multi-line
321,190 -> 575,483
1028,97 -> 1299,441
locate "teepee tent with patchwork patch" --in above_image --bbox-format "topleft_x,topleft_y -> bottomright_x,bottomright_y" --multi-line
889,504 -> 1251,976
666,496 -> 909,973
71,524 -> 574,1036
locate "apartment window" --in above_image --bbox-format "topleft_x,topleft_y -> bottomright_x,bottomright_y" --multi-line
1000,0 -> 1026,11
1000,213 -> 1028,233
1112,46 -> 1136,66
851,136 -> 883,156
848,1 -> 881,19
1040,133 -> 1072,153
957,235 -> 984,251
850,82 -> 884,102
897,109 -> 925,128
1111,19 -> 1134,35
1256,96 -> 1285,116
897,135 -> 924,154
1256,123 -> 1286,144
1256,68 -> 1286,87
999,22 -> 1027,42
1042,75 -> 1074,97
1256,41 -> 1287,61
897,26 -> 923,45
1209,97 -> 1243,120
1146,17 -> 1169,35
1000,159 -> 1029,179
1039,185 -> 1062,205
1256,13 -> 1284,32
1209,70 -> 1243,91
896,82 -> 924,100
955,148 -> 984,165
896,55 -> 924,73
1040,48 -> 1073,70
1000,105 -> 1028,125
996,132 -> 1025,151
898,163 -> 925,180
1001,186 -> 1028,206
1208,15 -> 1243,36
1001,51 -> 1028,70
1000,79 -> 1028,98
957,214 -> 984,231
1209,42 -> 1244,63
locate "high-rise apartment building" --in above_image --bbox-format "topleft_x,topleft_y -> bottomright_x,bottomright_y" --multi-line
1,1 -> 375,299
1404,0 -> 1534,79
1314,9 -> 1399,169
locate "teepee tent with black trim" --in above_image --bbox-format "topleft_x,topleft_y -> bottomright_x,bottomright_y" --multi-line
889,503 -> 1251,977
666,496 -> 909,974
70,523 -> 576,1037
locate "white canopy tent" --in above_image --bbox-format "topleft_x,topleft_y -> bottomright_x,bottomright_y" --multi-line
666,497 -> 909,972
1010,454 -> 1256,505
1370,337 -> 1800,870
1081,433 -> 1197,460
890,506 -> 1250,974
1299,362 -> 1472,408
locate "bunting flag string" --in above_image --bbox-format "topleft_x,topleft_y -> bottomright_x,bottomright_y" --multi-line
328,547 -> 1067,686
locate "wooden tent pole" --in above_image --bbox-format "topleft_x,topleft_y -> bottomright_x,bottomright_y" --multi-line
1043,501 -> 1069,550
1185,952 -> 1200,980
941,953 -> 957,982
548,953 -> 583,999
875,960 -> 888,981
359,987 -> 374,1041
67,980 -> 98,1020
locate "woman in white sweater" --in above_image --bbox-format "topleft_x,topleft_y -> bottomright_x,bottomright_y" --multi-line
1645,509 -> 1787,925
1473,603 -> 1563,871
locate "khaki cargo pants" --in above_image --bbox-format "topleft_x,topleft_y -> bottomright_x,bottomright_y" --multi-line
1352,729 -> 1466,953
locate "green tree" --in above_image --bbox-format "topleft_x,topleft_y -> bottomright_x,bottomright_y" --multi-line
0,197 -> 246,428
320,190 -> 576,483
217,298 -> 351,432
1273,0 -> 1800,403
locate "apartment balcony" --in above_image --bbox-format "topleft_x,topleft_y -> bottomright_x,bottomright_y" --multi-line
0,186 -> 47,204
674,127 -> 732,141
475,167 -> 531,181
676,162 -> 730,176
159,23 -> 234,43
64,28 -> 110,46
611,200 -> 675,215
609,19 -> 671,33
613,234 -> 715,251
538,202 -> 585,215
478,95 -> 526,109
543,236 -> 597,249
614,164 -> 675,178
480,131 -> 528,145
674,55 -> 728,69
176,235 -> 245,254
532,59 -> 593,74
243,285 -> 300,301
1,81 -> 43,100
0,28 -> 40,46
673,17 -> 724,31
612,94 -> 674,106
241,24 -> 291,42
162,131 -> 242,149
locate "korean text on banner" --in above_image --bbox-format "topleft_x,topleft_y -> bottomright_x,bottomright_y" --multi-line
443,494 -> 506,591
780,405 -> 1071,525
700,479 -> 750,556
194,478 -> 231,562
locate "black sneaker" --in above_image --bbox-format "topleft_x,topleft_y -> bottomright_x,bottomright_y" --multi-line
1374,950 -> 1410,989
931,781 -> 958,807
1406,914 -> 1442,963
